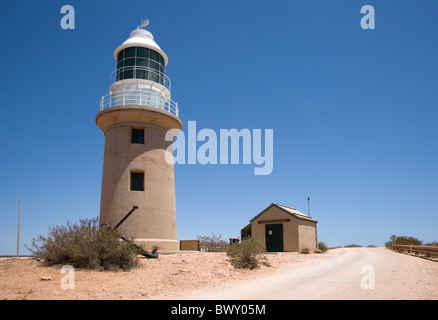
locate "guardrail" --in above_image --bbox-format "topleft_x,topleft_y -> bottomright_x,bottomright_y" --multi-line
392,244 -> 438,255
100,90 -> 179,117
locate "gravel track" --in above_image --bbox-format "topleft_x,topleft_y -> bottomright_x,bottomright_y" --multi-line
177,248 -> 438,300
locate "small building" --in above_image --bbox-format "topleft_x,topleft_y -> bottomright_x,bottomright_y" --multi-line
241,203 -> 318,252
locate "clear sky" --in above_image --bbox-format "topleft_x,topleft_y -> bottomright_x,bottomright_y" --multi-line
1,0 -> 437,255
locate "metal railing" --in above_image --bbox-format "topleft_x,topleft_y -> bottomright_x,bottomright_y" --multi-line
100,89 -> 179,117
110,66 -> 171,90
392,244 -> 438,255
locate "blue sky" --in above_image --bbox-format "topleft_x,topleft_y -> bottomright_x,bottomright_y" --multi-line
1,1 -> 437,255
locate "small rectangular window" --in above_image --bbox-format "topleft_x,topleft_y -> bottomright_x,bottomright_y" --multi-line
131,172 -> 144,191
125,47 -> 136,58
131,129 -> 144,144
136,57 -> 148,67
123,69 -> 133,79
124,58 -> 135,67
150,61 -> 159,71
137,47 -> 149,59
117,50 -> 125,62
150,61 -> 159,83
117,69 -> 124,81
136,69 -> 146,80
150,50 -> 159,62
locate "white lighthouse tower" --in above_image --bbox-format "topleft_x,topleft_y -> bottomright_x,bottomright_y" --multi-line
96,22 -> 182,251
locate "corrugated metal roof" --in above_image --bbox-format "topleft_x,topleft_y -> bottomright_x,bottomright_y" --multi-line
250,203 -> 317,223
275,204 -> 309,218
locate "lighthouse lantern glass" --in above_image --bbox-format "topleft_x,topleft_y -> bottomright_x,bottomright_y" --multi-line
116,46 -> 165,85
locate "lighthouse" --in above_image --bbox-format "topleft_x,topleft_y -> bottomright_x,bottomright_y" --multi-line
96,22 -> 182,251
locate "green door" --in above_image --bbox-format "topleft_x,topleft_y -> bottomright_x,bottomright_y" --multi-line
265,224 -> 284,252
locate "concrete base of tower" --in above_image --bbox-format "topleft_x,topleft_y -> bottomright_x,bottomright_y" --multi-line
135,238 -> 180,252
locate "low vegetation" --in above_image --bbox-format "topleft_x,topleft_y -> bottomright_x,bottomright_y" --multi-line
344,244 -> 363,248
226,237 -> 270,269
384,236 -> 423,249
27,217 -> 139,270
318,242 -> 328,253
196,233 -> 229,252
385,236 -> 438,258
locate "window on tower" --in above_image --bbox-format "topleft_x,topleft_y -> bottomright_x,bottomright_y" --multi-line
130,172 -> 144,191
131,128 -> 144,144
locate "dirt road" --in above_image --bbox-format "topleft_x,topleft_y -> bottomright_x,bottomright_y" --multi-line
175,248 -> 438,300
2,248 -> 437,300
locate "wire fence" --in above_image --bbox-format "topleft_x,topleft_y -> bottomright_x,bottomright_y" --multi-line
199,241 -> 230,252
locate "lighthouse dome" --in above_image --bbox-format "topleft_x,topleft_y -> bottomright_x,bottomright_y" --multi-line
114,28 -> 168,66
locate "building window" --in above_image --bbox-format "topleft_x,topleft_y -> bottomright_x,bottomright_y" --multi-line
131,172 -> 144,191
131,129 -> 144,144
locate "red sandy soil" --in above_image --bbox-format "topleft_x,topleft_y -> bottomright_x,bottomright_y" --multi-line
0,252 -> 293,300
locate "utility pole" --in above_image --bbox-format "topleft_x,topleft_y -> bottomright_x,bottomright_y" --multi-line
17,200 -> 21,257
307,194 -> 311,217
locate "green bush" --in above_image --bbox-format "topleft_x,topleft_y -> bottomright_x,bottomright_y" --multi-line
226,237 -> 269,269
318,242 -> 328,253
395,236 -> 423,246
386,236 -> 425,250
384,241 -> 393,249
27,217 -> 139,270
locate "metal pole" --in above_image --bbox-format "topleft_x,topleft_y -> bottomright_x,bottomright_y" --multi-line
17,200 -> 21,257
307,194 -> 310,217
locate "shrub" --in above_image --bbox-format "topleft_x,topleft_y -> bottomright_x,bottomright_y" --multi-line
386,236 -> 425,250
197,233 -> 229,252
318,242 -> 328,253
300,247 -> 310,254
27,217 -> 139,270
226,237 -> 269,269
395,236 -> 423,246
344,244 -> 363,248
384,241 -> 393,249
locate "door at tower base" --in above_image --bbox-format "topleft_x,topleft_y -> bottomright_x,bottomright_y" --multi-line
96,106 -> 182,252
